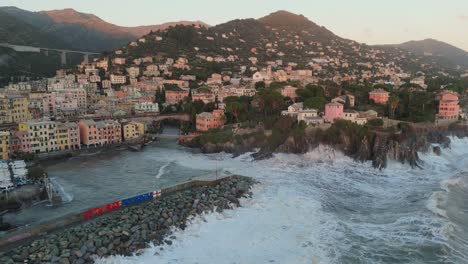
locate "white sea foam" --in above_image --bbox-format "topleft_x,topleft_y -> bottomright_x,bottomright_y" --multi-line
155,162 -> 171,179
98,137 -> 468,264
426,191 -> 448,218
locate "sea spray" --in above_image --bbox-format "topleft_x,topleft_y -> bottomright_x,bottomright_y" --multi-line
50,177 -> 74,203
100,137 -> 468,263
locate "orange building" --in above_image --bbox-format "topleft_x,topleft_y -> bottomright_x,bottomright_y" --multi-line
369,88 -> 390,104
165,90 -> 189,105
114,91 -> 130,99
196,110 -> 226,131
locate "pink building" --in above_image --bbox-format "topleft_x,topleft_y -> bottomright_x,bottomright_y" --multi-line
324,102 -> 344,123
9,136 -> 21,155
11,131 -> 32,153
89,75 -> 101,83
113,58 -> 126,65
77,74 -> 89,84
281,86 -> 298,101
369,88 -> 390,104
43,93 -> 56,117
78,120 -> 99,147
61,122 -> 81,149
196,110 -> 226,131
437,91 -> 460,122
66,88 -> 87,112
96,120 -> 122,145
165,90 -> 189,105
102,80 -> 112,89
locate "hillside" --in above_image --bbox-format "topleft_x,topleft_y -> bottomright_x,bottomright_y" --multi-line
0,6 -> 207,82
392,39 -> 468,69
0,8 -> 465,84
123,21 -> 210,38
258,10 -> 338,41
0,9 -> 68,49
0,7 -> 207,52
117,11 -> 448,79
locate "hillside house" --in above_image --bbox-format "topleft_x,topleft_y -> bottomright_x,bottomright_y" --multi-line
196,110 -> 226,131
369,88 -> 390,104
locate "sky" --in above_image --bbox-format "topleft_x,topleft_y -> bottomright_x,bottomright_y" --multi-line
2,0 -> 468,51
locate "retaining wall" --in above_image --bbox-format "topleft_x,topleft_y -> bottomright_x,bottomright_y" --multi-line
0,176 -> 233,252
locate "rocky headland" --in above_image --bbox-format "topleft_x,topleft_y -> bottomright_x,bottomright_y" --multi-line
182,121 -> 468,169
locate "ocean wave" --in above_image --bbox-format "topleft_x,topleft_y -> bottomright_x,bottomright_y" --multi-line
427,191 -> 448,218
97,137 -> 468,263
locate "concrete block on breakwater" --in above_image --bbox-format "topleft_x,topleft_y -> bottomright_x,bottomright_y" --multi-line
0,175 -> 255,263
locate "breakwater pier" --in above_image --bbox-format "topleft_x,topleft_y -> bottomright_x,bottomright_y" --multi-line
0,175 -> 254,263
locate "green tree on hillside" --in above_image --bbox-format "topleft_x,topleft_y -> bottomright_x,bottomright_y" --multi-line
226,101 -> 247,123
255,81 -> 266,90
304,97 -> 327,111
252,89 -> 284,117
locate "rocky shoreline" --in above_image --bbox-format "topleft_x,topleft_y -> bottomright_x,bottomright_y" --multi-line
0,176 -> 255,264
182,122 -> 468,169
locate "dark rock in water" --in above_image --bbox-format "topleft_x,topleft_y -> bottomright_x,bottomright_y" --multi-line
433,146 -> 442,156
427,130 -> 451,148
251,150 -> 273,160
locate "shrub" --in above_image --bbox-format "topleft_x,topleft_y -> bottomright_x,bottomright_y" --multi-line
367,118 -> 384,127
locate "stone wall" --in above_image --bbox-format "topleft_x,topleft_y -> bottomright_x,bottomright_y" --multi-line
0,176 -> 252,254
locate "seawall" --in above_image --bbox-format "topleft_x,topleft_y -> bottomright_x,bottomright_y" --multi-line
0,175 -> 253,254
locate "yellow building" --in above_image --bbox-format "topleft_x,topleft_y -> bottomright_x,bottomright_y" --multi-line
19,121 -> 59,154
0,131 -> 10,160
123,122 -> 140,141
0,96 -> 32,124
131,121 -> 146,137
57,124 -> 70,151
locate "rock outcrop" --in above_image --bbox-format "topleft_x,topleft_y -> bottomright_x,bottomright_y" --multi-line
183,122 -> 468,169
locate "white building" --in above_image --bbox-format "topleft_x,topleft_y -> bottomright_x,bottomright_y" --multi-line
110,74 -> 127,84
126,67 -> 140,78
297,109 -> 323,125
134,102 -> 159,113
281,102 -> 303,117
341,110 -> 368,125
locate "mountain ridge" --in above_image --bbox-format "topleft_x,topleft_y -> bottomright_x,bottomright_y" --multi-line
258,10 -> 338,40
0,7 -> 466,84
385,38 -> 468,69
0,7 -> 208,52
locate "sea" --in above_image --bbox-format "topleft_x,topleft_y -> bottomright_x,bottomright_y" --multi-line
5,127 -> 468,263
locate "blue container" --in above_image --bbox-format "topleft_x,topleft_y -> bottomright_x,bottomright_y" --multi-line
121,192 -> 153,207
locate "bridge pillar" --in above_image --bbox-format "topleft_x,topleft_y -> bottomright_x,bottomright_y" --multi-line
83,54 -> 89,64
43,49 -> 49,56
60,51 -> 67,65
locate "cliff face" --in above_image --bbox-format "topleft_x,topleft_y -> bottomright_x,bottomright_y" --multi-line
182,123 -> 468,169
181,127 -> 268,156
276,123 -> 468,169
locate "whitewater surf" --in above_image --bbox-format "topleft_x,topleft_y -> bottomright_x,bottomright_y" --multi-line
97,138 -> 468,264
